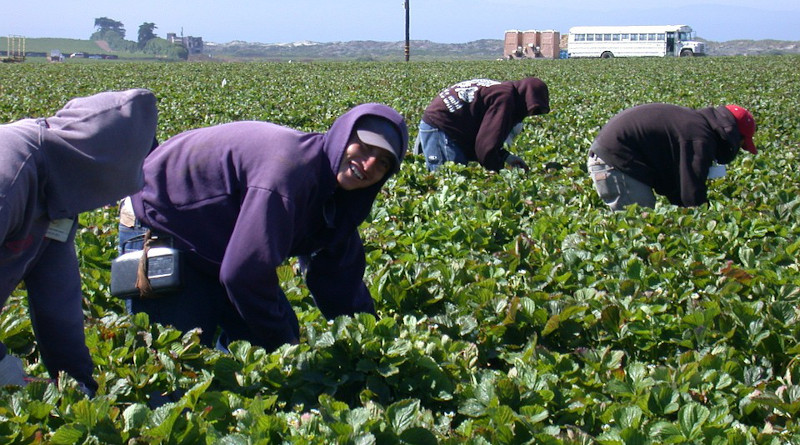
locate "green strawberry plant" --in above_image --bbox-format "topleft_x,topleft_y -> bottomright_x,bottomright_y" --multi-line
1,55 -> 799,443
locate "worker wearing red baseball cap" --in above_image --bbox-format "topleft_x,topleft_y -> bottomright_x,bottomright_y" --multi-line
724,104 -> 757,154
587,103 -> 757,210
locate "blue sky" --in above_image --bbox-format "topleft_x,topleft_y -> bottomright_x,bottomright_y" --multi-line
6,0 -> 799,44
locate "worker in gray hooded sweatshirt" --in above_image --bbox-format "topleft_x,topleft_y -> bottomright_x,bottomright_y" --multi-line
0,89 -> 158,394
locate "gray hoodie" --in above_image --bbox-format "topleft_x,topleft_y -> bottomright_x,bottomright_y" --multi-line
0,89 -> 158,391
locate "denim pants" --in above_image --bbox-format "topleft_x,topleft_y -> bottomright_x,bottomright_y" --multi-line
587,151 -> 656,211
117,224 -> 296,350
416,121 -> 470,171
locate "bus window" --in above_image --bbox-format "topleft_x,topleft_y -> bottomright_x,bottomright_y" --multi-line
603,34 -> 611,41
595,34 -> 602,41
575,34 -> 585,41
612,34 -> 621,41
639,33 -> 647,40
586,34 -> 594,41
648,34 -> 656,41
621,34 -> 629,40
630,34 -> 638,41
657,34 -> 665,41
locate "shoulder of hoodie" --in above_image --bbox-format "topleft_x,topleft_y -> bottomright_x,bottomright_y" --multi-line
0,120 -> 45,178
184,120 -> 330,197
57,89 -> 157,123
474,81 -> 517,103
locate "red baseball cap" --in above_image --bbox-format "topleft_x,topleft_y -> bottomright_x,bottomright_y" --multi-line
725,105 -> 757,154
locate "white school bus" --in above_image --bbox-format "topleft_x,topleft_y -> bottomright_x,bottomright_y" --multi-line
567,25 -> 705,58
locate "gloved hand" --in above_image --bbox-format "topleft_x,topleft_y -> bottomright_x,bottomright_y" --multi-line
0,354 -> 28,387
504,154 -> 529,171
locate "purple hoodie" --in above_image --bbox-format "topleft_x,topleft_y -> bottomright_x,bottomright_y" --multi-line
422,77 -> 550,171
130,103 -> 408,349
0,89 -> 158,390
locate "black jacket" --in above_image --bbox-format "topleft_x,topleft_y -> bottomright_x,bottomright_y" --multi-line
591,103 -> 744,206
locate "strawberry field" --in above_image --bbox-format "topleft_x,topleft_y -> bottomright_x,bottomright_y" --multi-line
1,55 -> 800,444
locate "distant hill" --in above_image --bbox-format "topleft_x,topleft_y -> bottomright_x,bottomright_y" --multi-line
5,36 -> 800,62
204,38 -> 800,61
203,39 -> 504,61
703,39 -> 800,56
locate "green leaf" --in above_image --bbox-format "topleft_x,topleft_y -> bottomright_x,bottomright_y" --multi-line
649,421 -> 682,441
387,399 -> 420,434
679,403 -> 710,439
123,403 -> 150,432
50,424 -> 86,445
541,314 -> 560,336
399,427 -> 438,445
614,405 -> 643,430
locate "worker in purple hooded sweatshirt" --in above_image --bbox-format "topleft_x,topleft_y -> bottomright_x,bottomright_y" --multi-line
116,103 -> 408,353
415,77 -> 550,172
0,89 -> 158,393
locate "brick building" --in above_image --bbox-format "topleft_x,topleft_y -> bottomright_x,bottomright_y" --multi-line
503,29 -> 560,59
167,33 -> 204,54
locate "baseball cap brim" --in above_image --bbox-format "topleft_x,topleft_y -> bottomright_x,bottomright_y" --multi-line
355,117 -> 401,172
742,138 -> 757,155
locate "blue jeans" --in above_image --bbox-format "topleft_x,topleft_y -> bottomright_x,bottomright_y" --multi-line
416,121 -> 469,171
117,224 -> 297,350
587,151 -> 655,211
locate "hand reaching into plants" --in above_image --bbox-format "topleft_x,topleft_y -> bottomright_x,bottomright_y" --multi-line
504,154 -> 529,171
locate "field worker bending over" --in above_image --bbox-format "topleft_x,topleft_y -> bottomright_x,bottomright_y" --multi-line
115,103 -> 408,353
587,103 -> 757,210
415,77 -> 550,172
0,89 -> 158,394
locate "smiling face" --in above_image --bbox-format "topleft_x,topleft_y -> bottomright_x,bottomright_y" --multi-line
336,132 -> 395,190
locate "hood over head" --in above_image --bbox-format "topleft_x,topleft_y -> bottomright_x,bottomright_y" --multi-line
39,89 -> 158,219
699,105 -> 751,165
321,103 -> 408,241
324,103 -> 408,184
511,77 -> 550,117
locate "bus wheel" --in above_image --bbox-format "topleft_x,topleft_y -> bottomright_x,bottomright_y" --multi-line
680,49 -> 694,57
600,51 -> 614,59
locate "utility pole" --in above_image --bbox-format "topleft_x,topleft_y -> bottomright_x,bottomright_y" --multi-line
404,0 -> 410,61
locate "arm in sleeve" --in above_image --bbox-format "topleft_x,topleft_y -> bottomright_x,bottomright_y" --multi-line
678,140 -> 714,206
301,230 -> 375,319
474,104 -> 517,171
24,225 -> 97,393
218,188 -> 300,351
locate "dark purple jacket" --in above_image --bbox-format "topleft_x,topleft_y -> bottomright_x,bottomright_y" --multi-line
0,89 -> 158,390
131,104 -> 408,349
421,77 -> 550,170
591,103 -> 745,206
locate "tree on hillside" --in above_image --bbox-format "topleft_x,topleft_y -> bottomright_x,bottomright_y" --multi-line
91,17 -> 136,51
138,23 -> 158,49
93,17 -> 125,39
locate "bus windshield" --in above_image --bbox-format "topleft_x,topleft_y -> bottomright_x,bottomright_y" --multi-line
678,31 -> 694,41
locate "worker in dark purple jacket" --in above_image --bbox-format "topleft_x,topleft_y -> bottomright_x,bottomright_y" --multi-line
415,77 -> 550,171
587,103 -> 757,210
0,89 -> 158,393
116,103 -> 408,353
